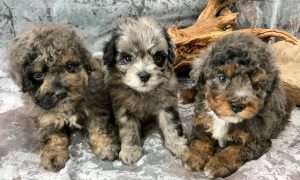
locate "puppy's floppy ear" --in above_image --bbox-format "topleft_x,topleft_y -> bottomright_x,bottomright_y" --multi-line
163,29 -> 176,64
20,60 -> 40,94
73,30 -> 94,74
268,69 -> 279,95
78,45 -> 94,74
103,31 -> 119,67
190,49 -> 211,87
190,59 -> 206,87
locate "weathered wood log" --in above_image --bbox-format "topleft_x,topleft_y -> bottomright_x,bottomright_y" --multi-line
272,41 -> 300,105
168,0 -> 300,72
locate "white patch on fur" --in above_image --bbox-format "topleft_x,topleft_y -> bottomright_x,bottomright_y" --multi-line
69,115 -> 82,129
221,116 -> 242,124
235,89 -> 248,98
207,110 -> 229,147
158,110 -> 187,158
92,52 -> 103,59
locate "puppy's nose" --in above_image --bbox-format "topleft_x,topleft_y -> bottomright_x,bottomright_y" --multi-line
138,71 -> 151,83
55,88 -> 67,100
230,102 -> 245,113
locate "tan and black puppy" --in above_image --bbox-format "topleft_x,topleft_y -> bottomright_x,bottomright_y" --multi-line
102,17 -> 188,165
182,32 -> 293,178
8,22 -> 120,172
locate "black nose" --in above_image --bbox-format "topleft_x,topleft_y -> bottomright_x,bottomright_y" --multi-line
230,102 -> 245,113
55,88 -> 67,100
138,71 -> 151,83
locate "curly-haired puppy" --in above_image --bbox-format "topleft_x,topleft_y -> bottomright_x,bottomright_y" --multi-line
102,17 -> 188,165
182,32 -> 293,178
8,22 -> 120,171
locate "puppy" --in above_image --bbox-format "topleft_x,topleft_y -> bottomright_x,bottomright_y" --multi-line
8,22 -> 119,172
102,17 -> 188,165
182,32 -> 293,178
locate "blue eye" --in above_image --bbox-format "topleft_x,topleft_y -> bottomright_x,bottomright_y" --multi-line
218,75 -> 228,83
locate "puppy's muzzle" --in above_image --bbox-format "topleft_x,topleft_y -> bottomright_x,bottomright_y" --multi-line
230,102 -> 245,113
35,87 -> 68,110
138,71 -> 151,83
55,88 -> 68,100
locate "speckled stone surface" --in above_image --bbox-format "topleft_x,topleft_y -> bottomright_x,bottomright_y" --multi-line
0,0 -> 300,179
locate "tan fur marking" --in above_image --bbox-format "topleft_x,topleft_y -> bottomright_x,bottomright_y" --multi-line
205,92 -> 233,116
89,131 -> 119,160
60,49 -> 79,65
182,137 -> 215,171
40,133 -> 69,172
222,64 -> 235,78
38,75 -> 55,95
239,101 -> 262,119
251,72 -> 267,83
180,88 -> 198,104
204,145 -> 243,178
195,115 -> 212,130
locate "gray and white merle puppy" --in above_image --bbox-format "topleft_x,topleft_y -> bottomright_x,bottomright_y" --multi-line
102,17 -> 188,165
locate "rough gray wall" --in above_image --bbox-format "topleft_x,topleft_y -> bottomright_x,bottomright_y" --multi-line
0,0 -> 207,53
235,0 -> 300,37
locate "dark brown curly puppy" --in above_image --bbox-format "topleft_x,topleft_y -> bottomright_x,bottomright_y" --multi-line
102,17 -> 188,165
182,32 -> 293,178
8,22 -> 120,172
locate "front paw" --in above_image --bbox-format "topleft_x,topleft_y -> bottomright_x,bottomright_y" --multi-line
165,136 -> 188,158
40,149 -> 69,172
182,149 -> 208,171
93,143 -> 120,161
119,145 -> 143,165
204,157 -> 232,178
89,132 -> 120,160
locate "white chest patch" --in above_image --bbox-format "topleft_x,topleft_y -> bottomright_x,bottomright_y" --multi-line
69,115 -> 83,129
207,110 -> 229,147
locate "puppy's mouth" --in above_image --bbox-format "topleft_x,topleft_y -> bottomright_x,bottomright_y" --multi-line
34,89 -> 68,110
134,83 -> 154,92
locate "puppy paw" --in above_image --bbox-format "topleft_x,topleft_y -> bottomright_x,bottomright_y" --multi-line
119,145 -> 143,165
182,149 -> 207,171
165,136 -> 188,158
89,132 -> 120,160
93,143 -> 120,160
40,149 -> 69,172
204,157 -> 231,178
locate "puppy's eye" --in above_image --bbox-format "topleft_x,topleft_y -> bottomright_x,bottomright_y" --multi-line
218,75 -> 228,83
66,63 -> 79,73
153,51 -> 167,67
33,72 -> 45,81
121,54 -> 133,64
252,82 -> 260,90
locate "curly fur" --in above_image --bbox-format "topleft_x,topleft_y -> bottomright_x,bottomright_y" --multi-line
8,22 -> 120,172
182,32 -> 293,178
103,17 -> 187,165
